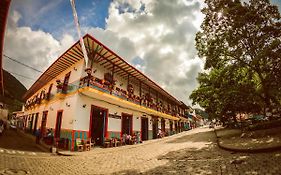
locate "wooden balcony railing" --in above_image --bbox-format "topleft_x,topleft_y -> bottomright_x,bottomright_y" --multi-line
79,76 -> 180,117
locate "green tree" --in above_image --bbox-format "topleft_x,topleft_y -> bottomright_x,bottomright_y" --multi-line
191,0 -> 281,120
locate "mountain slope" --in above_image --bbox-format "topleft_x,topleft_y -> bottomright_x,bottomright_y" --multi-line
0,69 -> 27,112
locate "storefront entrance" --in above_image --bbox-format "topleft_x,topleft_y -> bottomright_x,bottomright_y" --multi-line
33,113 -> 39,134
170,121 -> 173,133
29,114 -> 34,133
90,106 -> 108,146
41,111 -> 48,137
161,118 -> 165,132
55,111 -> 63,139
141,117 -> 148,141
121,113 -> 133,136
152,118 -> 158,139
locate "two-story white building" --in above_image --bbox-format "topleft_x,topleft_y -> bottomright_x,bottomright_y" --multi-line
21,34 -> 190,151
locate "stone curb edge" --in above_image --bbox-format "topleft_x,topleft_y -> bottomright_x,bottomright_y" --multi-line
214,128 -> 281,153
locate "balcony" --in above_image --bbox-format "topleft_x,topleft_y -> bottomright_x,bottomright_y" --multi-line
79,76 -> 179,120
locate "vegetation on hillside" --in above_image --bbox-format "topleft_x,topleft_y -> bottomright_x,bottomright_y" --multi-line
0,69 -> 27,113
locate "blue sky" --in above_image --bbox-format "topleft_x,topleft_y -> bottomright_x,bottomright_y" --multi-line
9,0 -> 281,37
4,0 -> 281,106
10,0 -> 112,38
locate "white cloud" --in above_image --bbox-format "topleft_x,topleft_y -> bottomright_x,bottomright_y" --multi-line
5,0 -> 205,106
3,11 -> 75,89
90,0 -> 205,105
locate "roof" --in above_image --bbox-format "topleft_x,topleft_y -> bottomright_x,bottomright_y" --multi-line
179,101 -> 191,109
23,34 -> 182,105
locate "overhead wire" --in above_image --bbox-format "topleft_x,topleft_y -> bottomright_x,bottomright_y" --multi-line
3,54 -> 81,90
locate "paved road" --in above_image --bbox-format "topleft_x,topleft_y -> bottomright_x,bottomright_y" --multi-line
0,129 -> 45,152
0,127 -> 280,175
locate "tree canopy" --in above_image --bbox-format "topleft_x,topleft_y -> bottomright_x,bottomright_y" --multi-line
190,0 -> 281,121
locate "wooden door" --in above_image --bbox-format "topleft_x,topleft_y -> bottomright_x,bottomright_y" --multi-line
41,111 -> 48,137
121,113 -> 133,136
141,117 -> 148,141
55,111 -> 63,139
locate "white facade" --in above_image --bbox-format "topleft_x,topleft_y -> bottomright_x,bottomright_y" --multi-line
21,34 -> 189,150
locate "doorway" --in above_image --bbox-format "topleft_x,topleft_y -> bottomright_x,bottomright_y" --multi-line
170,121 -> 173,134
55,111 -> 63,139
141,117 -> 148,141
121,113 -> 133,136
152,117 -> 158,139
175,122 -> 178,133
90,106 -> 108,146
62,72 -> 71,93
33,113 -> 39,134
41,111 -> 48,137
161,118 -> 165,133
29,114 -> 34,133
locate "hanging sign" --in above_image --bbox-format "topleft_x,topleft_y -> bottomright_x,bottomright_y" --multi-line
109,114 -> 121,119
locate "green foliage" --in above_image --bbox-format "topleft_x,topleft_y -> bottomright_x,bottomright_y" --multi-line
0,70 -> 27,113
194,108 -> 209,119
191,0 -> 281,121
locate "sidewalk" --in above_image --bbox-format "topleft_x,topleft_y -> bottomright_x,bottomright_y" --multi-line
215,126 -> 281,153
57,128 -> 205,156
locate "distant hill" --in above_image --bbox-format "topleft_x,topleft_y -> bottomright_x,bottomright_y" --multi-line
194,108 -> 209,119
0,69 -> 27,113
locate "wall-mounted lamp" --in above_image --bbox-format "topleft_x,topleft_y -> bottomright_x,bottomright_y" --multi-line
114,112 -> 118,115
49,107 -> 54,111
136,117 -> 139,119
66,102 -> 70,107
85,68 -> 92,76
73,67 -> 77,71
56,79 -> 61,85
82,104 -> 87,108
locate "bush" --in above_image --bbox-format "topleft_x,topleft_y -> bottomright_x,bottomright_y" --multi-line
247,118 -> 281,131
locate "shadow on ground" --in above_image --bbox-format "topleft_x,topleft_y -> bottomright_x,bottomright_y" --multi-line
166,130 -> 215,143
0,129 -> 46,152
115,130 -> 281,175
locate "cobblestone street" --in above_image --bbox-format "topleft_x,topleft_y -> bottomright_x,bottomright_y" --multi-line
1,127 -> 281,175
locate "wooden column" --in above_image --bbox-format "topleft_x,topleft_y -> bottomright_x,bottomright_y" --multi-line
139,80 -> 142,105
127,74 -> 130,100
110,65 -> 115,94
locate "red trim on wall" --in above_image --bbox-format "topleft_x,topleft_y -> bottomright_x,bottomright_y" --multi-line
71,130 -> 74,151
105,109 -> 109,138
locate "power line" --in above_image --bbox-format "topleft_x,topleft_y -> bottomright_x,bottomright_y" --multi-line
7,71 -> 37,81
3,54 -> 43,74
3,54 -> 80,90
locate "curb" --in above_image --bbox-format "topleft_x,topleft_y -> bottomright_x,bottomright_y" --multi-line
214,128 -> 281,153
